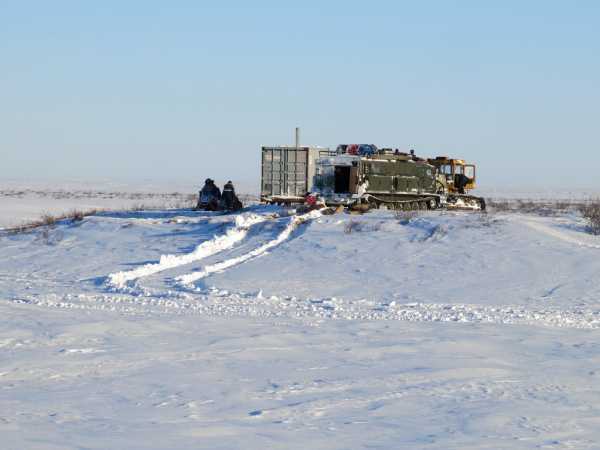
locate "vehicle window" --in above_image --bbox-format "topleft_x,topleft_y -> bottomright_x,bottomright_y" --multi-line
464,166 -> 475,178
440,164 -> 452,174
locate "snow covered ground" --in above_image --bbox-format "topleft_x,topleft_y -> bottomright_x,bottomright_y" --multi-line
0,190 -> 195,229
2,203 -> 600,449
0,181 -> 258,229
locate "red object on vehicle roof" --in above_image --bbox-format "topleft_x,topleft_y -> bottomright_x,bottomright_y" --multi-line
346,144 -> 359,155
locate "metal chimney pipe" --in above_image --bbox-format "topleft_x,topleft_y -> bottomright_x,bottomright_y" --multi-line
295,127 -> 300,149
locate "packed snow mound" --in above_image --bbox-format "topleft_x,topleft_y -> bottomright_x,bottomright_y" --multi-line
3,206 -> 599,315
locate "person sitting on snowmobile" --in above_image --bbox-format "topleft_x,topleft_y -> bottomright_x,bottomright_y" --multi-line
220,181 -> 243,211
196,178 -> 222,211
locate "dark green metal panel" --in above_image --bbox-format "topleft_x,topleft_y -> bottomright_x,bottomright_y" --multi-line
368,175 -> 394,191
362,158 -> 435,194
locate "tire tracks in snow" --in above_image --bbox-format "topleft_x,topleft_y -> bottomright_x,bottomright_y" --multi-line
176,210 -> 322,286
107,213 -> 268,288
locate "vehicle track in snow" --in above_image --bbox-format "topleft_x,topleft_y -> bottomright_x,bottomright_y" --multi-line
518,216 -> 600,249
107,213 -> 268,288
176,210 -> 322,286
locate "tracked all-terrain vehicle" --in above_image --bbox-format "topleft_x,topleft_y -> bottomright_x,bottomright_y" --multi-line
312,151 -> 485,211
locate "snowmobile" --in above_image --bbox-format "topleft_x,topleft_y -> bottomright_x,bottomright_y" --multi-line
195,194 -> 220,211
195,180 -> 244,212
219,181 -> 243,212
195,179 -> 222,211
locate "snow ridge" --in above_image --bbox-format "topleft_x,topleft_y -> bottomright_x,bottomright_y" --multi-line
10,292 -> 600,330
177,210 -> 321,285
107,213 -> 267,288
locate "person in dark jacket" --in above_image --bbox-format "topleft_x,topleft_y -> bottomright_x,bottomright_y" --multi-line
196,178 -> 222,210
220,181 -> 243,211
454,173 -> 471,194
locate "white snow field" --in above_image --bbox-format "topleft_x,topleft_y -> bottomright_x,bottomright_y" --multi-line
0,180 -> 258,229
0,189 -> 192,229
2,205 -> 600,449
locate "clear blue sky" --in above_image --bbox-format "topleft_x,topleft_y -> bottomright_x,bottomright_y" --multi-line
2,1 -> 599,189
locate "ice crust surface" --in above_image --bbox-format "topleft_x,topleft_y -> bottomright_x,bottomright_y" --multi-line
2,202 -> 600,449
